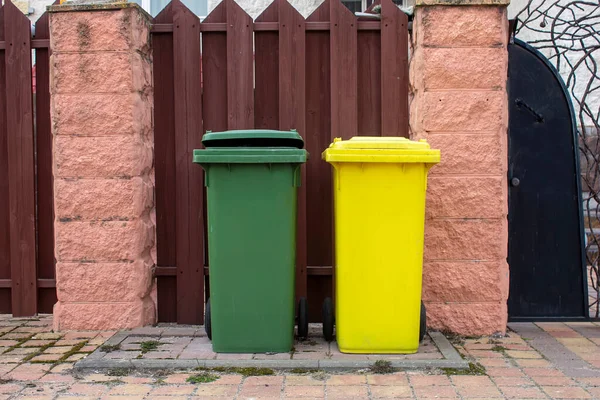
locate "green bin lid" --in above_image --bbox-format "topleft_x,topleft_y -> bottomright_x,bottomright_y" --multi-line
193,148 -> 308,164
202,129 -> 305,149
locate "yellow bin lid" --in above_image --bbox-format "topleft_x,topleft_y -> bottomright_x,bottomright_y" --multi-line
322,137 -> 441,164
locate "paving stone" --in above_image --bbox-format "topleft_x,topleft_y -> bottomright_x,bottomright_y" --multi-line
284,385 -> 326,397
367,384 -> 411,398
367,373 -> 409,386
238,384 -> 282,398
62,332 -> 99,340
499,385 -> 547,398
492,377 -> 535,387
64,383 -> 111,396
285,375 -> 327,386
485,367 -> 527,377
243,375 -> 285,386
7,347 -> 40,355
541,385 -> 592,398
107,384 -> 153,396
194,384 -> 239,397
0,340 -> 19,347
409,374 -> 452,386
149,384 -> 196,395
54,339 -> 85,347
523,368 -> 566,377
31,333 -> 62,340
413,384 -> 458,398
505,350 -> 543,359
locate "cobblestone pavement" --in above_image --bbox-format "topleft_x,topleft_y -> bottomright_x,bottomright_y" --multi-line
3,315 -> 600,398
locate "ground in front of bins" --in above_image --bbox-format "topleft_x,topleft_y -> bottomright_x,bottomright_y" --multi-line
2,315 -> 600,399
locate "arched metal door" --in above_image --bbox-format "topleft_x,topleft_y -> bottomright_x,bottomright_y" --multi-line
508,39 -> 588,321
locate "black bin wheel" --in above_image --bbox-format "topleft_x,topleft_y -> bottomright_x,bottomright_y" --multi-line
205,298 -> 212,340
297,297 -> 309,339
419,301 -> 426,342
322,297 -> 334,342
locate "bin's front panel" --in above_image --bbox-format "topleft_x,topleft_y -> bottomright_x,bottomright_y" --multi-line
333,162 -> 428,354
206,163 -> 298,353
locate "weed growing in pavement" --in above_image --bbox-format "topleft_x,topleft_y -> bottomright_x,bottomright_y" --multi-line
187,372 -> 220,384
139,340 -> 161,353
442,362 -> 486,376
370,360 -> 395,374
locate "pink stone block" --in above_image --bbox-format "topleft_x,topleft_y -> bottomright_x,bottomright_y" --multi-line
56,260 -> 153,302
425,133 -> 507,175
55,220 -> 154,262
53,298 -> 156,331
51,52 -> 133,94
423,47 -> 507,90
426,176 -> 506,219
50,10 -> 148,52
52,94 -> 135,136
132,53 -> 152,93
426,302 -> 508,335
424,218 -> 507,261
54,135 -> 152,178
422,261 -> 509,302
54,177 -> 153,220
422,91 -> 505,132
421,6 -> 506,48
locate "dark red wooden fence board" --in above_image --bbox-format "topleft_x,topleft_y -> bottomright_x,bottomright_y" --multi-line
278,0 -> 308,301
172,0 -> 204,325
357,30 -> 381,136
33,10 -> 56,314
226,0 -> 254,130
0,6 -> 10,314
305,0 -> 333,320
5,2 -> 37,317
202,2 -> 228,132
153,2 -> 177,322
330,0 -> 357,140
254,1 -> 279,129
381,0 -> 408,137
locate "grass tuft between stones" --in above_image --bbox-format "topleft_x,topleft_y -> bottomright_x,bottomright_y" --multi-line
370,360 -> 395,374
442,362 -> 486,376
140,340 -> 161,353
187,371 -> 220,384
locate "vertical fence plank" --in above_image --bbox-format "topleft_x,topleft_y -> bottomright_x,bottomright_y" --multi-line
381,0 -> 408,137
254,1 -> 279,129
153,3 -> 177,323
173,0 -> 204,325
202,2 -> 228,132
330,0 -> 357,140
305,0 -> 333,320
33,10 -> 56,314
357,29 -> 381,136
4,2 -> 36,316
278,0 -> 307,301
0,5 -> 10,314
226,0 -> 254,129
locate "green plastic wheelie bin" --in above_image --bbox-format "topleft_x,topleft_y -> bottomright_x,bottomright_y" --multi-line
193,130 -> 308,353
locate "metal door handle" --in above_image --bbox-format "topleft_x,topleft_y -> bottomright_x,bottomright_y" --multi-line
511,177 -> 520,187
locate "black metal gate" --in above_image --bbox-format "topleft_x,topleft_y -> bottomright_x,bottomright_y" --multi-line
507,38 -> 588,321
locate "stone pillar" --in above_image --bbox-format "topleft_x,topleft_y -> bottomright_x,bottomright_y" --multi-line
410,0 -> 509,334
49,3 -> 156,330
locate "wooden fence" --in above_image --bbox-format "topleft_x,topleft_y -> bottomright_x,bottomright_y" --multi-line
0,1 -> 56,316
153,0 -> 409,324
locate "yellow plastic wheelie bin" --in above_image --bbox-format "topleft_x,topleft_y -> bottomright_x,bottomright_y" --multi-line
322,137 -> 440,354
